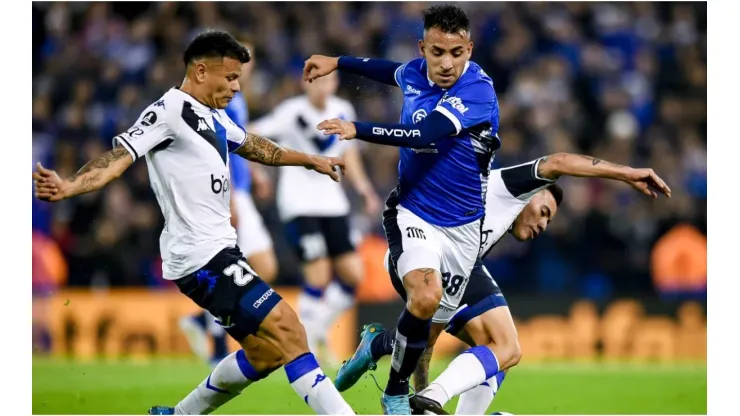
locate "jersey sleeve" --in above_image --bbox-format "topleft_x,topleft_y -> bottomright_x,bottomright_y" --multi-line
249,103 -> 291,141
498,157 -> 556,200
113,103 -> 175,160
218,111 -> 248,153
434,80 -> 497,135
394,62 -> 408,89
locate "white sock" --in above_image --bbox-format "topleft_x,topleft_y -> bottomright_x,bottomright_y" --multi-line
285,353 -> 355,415
455,372 -> 504,415
298,286 -> 326,354
174,350 -> 260,415
421,346 -> 500,407
324,281 -> 355,324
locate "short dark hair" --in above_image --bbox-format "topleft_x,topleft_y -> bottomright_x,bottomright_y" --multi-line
422,5 -> 471,34
183,30 -> 251,66
545,183 -> 564,207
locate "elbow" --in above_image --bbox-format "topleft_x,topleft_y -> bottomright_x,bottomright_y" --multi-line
545,152 -> 568,178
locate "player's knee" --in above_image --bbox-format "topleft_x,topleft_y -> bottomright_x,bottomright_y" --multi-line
407,285 -> 443,319
487,339 -> 522,368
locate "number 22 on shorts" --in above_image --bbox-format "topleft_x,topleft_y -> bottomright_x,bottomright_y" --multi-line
223,260 -> 258,286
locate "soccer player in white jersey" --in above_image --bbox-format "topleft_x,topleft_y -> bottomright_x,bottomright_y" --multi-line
305,5 -> 500,413
178,36 -> 279,369
33,31 -> 355,416
334,153 -> 671,415
249,70 -> 381,362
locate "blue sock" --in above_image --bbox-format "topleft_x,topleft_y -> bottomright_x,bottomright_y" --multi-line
302,284 -> 324,299
386,309 -> 430,396
370,328 -> 396,361
212,332 -> 228,361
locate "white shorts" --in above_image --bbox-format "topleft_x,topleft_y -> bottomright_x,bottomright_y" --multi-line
233,192 -> 273,258
383,203 -> 481,324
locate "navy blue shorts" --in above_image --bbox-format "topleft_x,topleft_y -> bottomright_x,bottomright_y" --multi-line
175,246 -> 283,340
285,215 -> 355,262
388,256 -> 508,336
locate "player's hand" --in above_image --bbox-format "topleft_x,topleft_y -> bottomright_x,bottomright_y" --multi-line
318,119 -> 357,140
361,190 -> 382,217
305,155 -> 346,183
33,162 -> 70,202
623,168 -> 672,199
303,55 -> 339,83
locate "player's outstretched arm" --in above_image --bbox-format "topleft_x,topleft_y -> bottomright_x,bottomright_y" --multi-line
235,132 -> 345,182
318,111 -> 458,149
33,145 -> 133,202
537,153 -> 672,198
304,55 -> 403,87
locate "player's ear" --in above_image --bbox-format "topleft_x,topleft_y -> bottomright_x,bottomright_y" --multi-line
467,41 -> 474,59
194,61 -> 208,83
418,39 -> 425,57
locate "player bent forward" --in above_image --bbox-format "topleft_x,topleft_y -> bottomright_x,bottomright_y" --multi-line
33,30 -> 355,416
333,152 -> 671,414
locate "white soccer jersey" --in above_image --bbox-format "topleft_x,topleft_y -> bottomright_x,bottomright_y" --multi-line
480,157 -> 556,256
250,95 -> 357,221
113,88 -> 248,280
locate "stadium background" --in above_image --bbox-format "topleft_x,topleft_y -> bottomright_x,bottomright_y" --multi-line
32,2 -> 706,414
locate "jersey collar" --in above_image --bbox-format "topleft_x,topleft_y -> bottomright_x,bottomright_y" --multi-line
426,61 -> 471,90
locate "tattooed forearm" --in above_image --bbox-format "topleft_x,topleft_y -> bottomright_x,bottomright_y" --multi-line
239,133 -> 285,165
413,347 -> 434,392
66,145 -> 132,196
69,146 -> 129,183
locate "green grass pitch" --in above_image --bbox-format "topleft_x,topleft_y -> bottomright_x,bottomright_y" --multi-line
33,357 -> 706,414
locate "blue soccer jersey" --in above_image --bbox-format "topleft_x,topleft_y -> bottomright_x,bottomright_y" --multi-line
225,91 -> 252,194
392,59 -> 500,227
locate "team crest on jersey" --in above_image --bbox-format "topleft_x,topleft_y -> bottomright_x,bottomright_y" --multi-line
412,109 -> 427,124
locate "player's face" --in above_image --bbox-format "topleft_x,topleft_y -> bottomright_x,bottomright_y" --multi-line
511,190 -> 558,241
304,70 -> 339,102
419,27 -> 473,89
200,57 -> 242,109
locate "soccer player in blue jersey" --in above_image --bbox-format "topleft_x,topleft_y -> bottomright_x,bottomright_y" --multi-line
178,37 -> 279,368
304,5 -> 500,413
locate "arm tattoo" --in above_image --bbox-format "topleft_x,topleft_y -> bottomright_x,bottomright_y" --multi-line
239,133 -> 284,165
579,155 -> 621,167
69,146 -> 129,182
68,146 -> 129,194
413,347 -> 434,391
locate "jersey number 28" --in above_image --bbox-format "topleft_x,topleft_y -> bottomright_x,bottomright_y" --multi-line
224,260 -> 258,286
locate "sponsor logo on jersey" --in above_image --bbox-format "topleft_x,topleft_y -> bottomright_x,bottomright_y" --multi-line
442,95 -> 469,115
211,174 -> 230,195
197,119 -> 211,132
372,127 -> 421,137
406,85 -> 421,96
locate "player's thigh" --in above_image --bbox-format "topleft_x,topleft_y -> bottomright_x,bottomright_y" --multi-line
433,219 -> 483,325
383,204 -> 444,316
174,247 -> 283,345
444,261 -> 513,347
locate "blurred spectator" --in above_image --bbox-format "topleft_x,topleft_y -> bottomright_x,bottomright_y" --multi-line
32,2 -> 706,299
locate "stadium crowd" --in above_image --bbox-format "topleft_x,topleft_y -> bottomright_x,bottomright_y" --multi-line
32,2 -> 706,299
